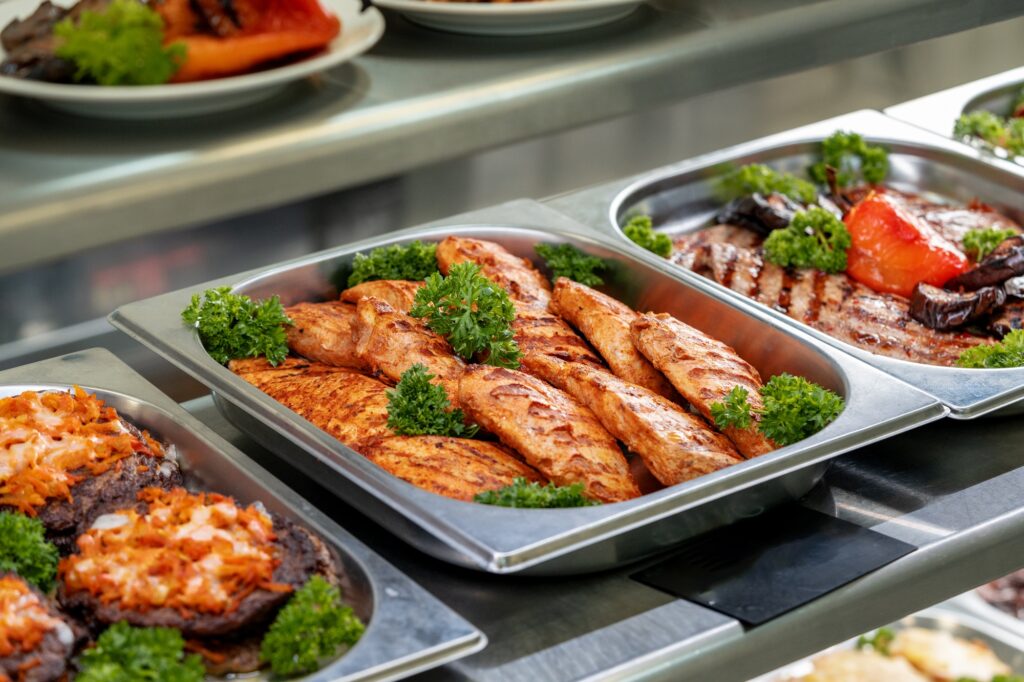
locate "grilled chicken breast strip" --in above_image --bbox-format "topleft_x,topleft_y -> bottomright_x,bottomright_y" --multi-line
550,278 -> 679,400
340,280 -> 424,313
631,312 -> 775,458
361,436 -> 544,501
513,301 -> 606,377
284,301 -> 367,370
527,355 -> 741,486
458,364 -> 640,503
435,236 -> 552,310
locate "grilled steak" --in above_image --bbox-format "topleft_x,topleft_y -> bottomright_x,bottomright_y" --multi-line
0,0 -> 109,81
0,574 -> 76,682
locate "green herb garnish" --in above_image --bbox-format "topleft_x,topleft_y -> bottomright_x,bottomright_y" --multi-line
474,478 -> 600,508
534,243 -> 606,287
347,241 -> 439,287
76,622 -> 205,682
954,112 -> 1024,156
260,576 -> 365,678
181,286 -> 292,366
623,216 -> 672,258
409,262 -> 521,368
856,627 -> 894,655
387,364 -> 478,438
809,131 -> 889,186
763,207 -> 852,274
957,330 -> 1024,368
0,512 -> 59,592
54,0 -> 184,86
709,374 -> 844,446
962,227 -> 1017,260
715,163 -> 818,204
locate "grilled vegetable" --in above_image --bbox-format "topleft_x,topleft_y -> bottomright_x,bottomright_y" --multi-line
260,576 -> 364,677
386,364 -> 477,438
76,622 -> 204,682
623,216 -> 672,258
182,287 -> 292,365
809,131 -> 889,187
347,241 -> 439,287
715,163 -> 818,204
946,237 -> 1024,291
715,192 -> 803,234
763,207 -> 851,274
0,512 -> 58,592
54,0 -> 185,85
534,243 -> 606,287
957,330 -> 1024,368
910,283 -> 1006,330
844,192 -> 970,298
410,262 -> 521,368
474,477 -> 600,508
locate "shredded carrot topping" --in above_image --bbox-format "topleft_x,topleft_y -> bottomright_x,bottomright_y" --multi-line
0,576 -> 61,658
59,488 -> 290,616
0,387 -> 164,515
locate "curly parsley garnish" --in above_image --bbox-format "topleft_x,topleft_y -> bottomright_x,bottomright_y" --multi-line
347,241 -> 439,287
856,627 -> 894,655
957,330 -> 1024,368
54,0 -> 185,86
181,287 -> 292,366
409,262 -> 521,368
0,512 -> 58,592
809,131 -> 889,187
962,227 -> 1017,261
954,111 -> 1024,157
623,215 -> 672,258
709,374 -> 845,446
535,243 -> 607,287
763,207 -> 852,273
715,163 -> 819,204
260,576 -> 365,678
387,364 -> 478,437
77,622 -> 204,682
474,478 -> 600,508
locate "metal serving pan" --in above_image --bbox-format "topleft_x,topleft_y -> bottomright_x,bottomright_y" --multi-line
0,348 -> 485,681
109,200 -> 944,576
578,109 -> 1024,418
751,606 -> 1024,681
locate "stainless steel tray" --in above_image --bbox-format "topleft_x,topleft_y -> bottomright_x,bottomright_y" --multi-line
887,65 -> 1024,166
109,200 -> 944,576
751,606 -> 1024,680
0,348 -> 485,681
567,109 -> 1024,418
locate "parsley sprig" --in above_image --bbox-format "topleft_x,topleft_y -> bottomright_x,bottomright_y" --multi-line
623,216 -> 672,258
387,364 -> 478,437
474,478 -> 600,508
763,207 -> 852,273
962,227 -> 1017,261
809,131 -> 889,187
76,622 -> 205,682
535,243 -> 607,287
715,163 -> 818,204
260,576 -> 365,677
856,627 -> 894,655
347,241 -> 439,287
409,262 -> 521,368
182,287 -> 292,366
957,330 -> 1024,368
954,111 -> 1024,157
709,374 -> 845,446
0,512 -> 59,592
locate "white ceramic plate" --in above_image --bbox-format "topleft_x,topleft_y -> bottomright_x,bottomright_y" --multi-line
0,0 -> 384,118
373,0 -> 641,36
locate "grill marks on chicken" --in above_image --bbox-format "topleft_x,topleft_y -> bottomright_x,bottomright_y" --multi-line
527,356 -> 741,486
550,278 -> 680,401
340,280 -> 424,313
513,303 -> 606,378
284,301 -> 367,370
458,365 -> 640,503
361,436 -> 543,501
632,313 -> 775,458
436,236 -> 552,310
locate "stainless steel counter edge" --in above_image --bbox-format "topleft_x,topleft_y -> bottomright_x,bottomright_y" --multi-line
5,0 -> 1024,272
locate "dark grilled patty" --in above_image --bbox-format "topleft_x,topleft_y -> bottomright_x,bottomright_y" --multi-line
0,575 -> 75,682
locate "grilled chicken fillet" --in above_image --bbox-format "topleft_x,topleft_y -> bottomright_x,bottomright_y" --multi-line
513,301 -> 606,377
340,280 -> 424,313
361,436 -> 544,501
458,365 -> 639,503
436,236 -> 552,309
284,301 -> 367,370
527,356 -> 741,486
631,312 -> 775,458
550,278 -> 679,400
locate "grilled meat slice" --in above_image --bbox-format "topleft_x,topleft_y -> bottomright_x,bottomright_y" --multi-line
988,300 -> 1024,338
340,280 -> 424,313
1,1 -> 66,50
631,312 -> 775,458
353,297 -> 465,405
361,436 -> 544,501
527,356 -> 741,486
458,365 -> 639,503
0,0 -> 109,81
0,574 -> 76,682
284,301 -> 367,370
435,236 -> 552,310
549,278 -> 679,400
230,357 -> 392,449
513,301 -> 605,377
